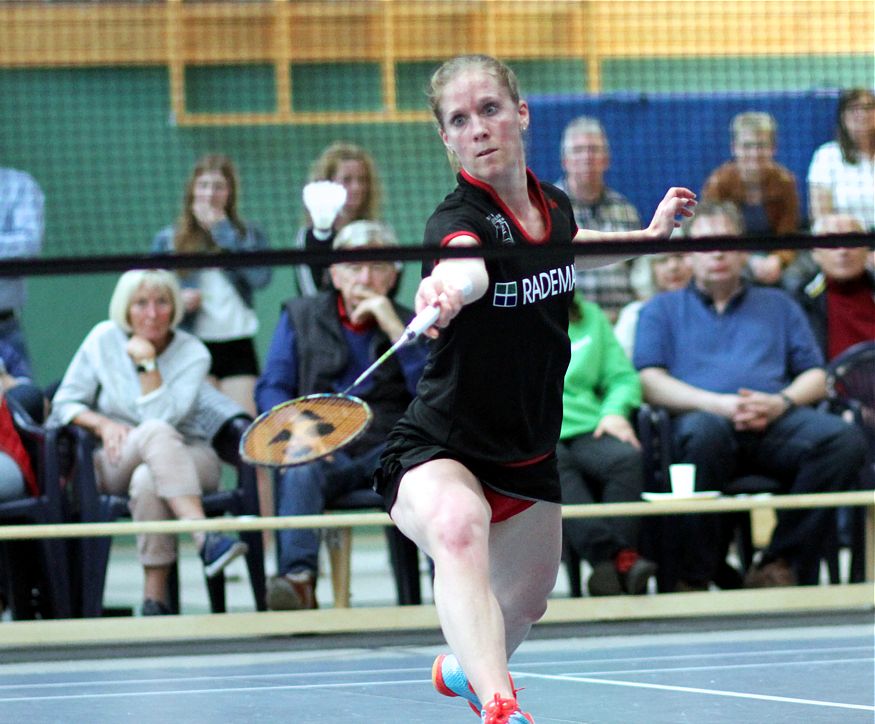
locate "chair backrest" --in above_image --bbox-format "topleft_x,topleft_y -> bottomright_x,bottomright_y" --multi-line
211,414 -> 254,467
827,341 -> 875,429
636,405 -> 673,492
6,393 -> 63,503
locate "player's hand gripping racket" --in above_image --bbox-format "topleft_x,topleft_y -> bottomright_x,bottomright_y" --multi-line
239,303 -> 441,467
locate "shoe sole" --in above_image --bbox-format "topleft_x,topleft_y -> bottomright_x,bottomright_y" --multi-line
587,564 -> 622,596
266,578 -> 307,611
203,541 -> 249,579
623,561 -> 658,595
432,654 -> 481,716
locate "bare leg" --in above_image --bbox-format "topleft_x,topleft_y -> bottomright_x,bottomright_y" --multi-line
489,501 -> 562,655
390,459 -> 514,703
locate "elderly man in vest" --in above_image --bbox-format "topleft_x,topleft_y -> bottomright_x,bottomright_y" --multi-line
255,220 -> 428,609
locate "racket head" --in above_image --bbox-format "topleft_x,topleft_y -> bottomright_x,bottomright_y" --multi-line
239,393 -> 373,467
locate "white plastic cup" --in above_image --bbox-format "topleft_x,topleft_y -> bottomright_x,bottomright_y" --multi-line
669,463 -> 696,497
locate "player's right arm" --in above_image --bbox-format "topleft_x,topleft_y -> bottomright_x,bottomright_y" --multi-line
415,234 -> 488,339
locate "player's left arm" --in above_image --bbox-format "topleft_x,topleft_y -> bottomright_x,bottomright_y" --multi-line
572,188 -> 696,269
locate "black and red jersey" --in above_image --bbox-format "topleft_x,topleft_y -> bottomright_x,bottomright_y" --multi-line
401,168 -> 577,475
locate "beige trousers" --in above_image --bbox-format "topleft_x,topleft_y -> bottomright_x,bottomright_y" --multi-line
95,419 -> 222,566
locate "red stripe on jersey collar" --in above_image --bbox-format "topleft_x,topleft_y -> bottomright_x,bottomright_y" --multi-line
459,167 -> 552,245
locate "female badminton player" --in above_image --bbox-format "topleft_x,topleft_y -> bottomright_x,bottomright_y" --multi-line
374,54 -> 696,723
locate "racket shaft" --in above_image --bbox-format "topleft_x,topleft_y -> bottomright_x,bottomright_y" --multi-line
343,305 -> 439,394
344,340 -> 403,394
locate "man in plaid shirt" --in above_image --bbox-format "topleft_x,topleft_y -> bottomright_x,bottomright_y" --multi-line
555,117 -> 641,323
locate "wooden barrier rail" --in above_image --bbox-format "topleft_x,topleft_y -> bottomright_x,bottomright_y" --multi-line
0,490 -> 872,648
1,490 -> 872,540
0,0 -> 871,125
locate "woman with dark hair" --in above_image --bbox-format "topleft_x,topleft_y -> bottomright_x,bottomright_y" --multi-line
151,154 -> 271,418
807,89 -> 875,230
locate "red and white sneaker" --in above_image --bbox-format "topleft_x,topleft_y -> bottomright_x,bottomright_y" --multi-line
480,694 -> 534,723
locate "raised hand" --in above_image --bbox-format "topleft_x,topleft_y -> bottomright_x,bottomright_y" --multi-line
647,187 -> 697,238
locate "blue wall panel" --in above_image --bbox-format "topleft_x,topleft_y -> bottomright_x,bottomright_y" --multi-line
526,90 -> 842,227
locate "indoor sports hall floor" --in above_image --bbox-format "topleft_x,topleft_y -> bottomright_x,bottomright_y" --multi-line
1,612 -> 872,723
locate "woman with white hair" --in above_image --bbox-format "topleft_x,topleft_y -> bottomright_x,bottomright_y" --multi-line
50,269 -> 247,616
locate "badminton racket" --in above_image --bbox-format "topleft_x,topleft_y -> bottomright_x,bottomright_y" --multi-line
239,303 -> 440,467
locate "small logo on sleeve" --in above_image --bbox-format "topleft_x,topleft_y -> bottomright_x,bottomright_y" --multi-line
487,213 -> 515,245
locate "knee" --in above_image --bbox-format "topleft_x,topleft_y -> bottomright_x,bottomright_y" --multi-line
505,598 -> 548,632
276,465 -> 323,507
428,499 -> 490,561
817,422 -> 869,481
673,412 -> 733,458
601,441 -> 645,480
133,419 -> 183,451
128,465 -> 168,520
127,464 -> 155,501
500,565 -> 553,626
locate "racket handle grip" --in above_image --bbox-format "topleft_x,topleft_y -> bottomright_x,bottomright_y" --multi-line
404,304 -> 440,341
403,279 -> 475,341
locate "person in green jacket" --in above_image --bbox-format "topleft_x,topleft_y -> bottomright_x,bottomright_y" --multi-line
558,293 -> 656,596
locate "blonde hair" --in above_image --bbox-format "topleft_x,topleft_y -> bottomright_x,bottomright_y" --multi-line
426,55 -> 523,171
427,54 -> 521,129
811,213 -> 865,235
731,112 -> 777,144
307,142 -> 381,220
108,269 -> 184,333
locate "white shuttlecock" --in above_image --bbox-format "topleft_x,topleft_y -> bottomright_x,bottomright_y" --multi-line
303,181 -> 347,236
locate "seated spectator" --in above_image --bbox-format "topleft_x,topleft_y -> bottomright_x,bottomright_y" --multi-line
294,142 -> 382,296
49,269 -> 247,616
807,88 -> 875,230
554,116 -> 642,322
702,111 -> 799,285
634,201 -> 867,589
0,341 -> 49,620
792,214 -> 875,362
255,221 -> 427,610
151,154 -> 271,418
614,253 -> 692,359
152,154 -> 274,544
558,294 -> 656,596
794,214 -> 875,493
0,166 -> 44,367
0,340 -> 40,504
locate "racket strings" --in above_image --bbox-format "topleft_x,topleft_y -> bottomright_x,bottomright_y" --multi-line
242,395 -> 372,466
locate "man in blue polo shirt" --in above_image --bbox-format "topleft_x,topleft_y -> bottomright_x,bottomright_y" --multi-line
634,201 -> 867,589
